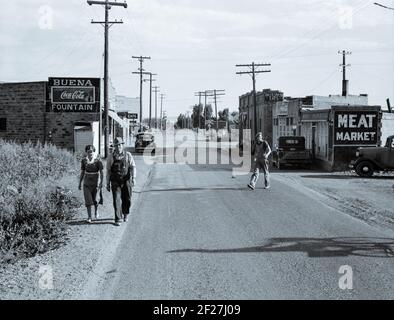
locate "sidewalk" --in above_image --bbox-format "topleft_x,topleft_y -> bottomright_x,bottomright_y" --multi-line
0,154 -> 153,299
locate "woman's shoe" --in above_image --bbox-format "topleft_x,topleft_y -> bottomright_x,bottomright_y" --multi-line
95,213 -> 100,220
87,218 -> 92,224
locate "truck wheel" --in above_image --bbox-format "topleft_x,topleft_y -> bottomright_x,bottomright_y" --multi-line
356,161 -> 374,178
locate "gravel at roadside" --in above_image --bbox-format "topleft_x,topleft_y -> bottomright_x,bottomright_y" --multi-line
273,169 -> 394,231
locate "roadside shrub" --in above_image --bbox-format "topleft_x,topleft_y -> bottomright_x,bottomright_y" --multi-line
0,140 -> 82,263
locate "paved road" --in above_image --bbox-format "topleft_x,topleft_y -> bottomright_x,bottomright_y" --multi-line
96,152 -> 394,300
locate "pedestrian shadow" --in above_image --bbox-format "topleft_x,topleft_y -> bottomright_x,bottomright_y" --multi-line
301,174 -> 394,180
167,237 -> 394,258
67,218 -> 115,226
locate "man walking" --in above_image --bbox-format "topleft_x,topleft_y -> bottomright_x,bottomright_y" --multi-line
106,137 -> 136,226
248,132 -> 272,190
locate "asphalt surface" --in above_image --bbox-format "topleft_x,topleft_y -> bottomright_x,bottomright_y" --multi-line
96,151 -> 394,300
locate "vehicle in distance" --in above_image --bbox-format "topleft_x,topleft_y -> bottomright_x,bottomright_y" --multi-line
135,132 -> 156,154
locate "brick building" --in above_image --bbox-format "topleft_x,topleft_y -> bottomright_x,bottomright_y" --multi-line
239,89 -> 284,147
0,78 -> 129,155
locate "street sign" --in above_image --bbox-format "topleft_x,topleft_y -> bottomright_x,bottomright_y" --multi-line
128,113 -> 138,120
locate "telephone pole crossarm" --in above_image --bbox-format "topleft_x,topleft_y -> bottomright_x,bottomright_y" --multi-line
88,1 -> 127,8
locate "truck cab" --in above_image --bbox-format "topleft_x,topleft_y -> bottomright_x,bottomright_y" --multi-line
351,135 -> 394,177
272,136 -> 312,169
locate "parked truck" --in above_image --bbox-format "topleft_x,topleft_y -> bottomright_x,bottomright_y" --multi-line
350,135 -> 394,177
272,136 -> 313,169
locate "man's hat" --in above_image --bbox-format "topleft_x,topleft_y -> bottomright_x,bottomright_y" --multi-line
113,137 -> 125,146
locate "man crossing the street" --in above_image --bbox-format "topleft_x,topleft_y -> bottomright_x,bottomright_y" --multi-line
106,137 -> 136,226
248,132 -> 272,191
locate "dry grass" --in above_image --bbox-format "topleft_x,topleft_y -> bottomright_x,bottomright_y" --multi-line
0,140 -> 83,263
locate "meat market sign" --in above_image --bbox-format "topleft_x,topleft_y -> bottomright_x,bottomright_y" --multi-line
47,77 -> 100,112
333,109 -> 379,146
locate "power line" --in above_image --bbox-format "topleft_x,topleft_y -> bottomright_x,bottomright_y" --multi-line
374,2 -> 394,10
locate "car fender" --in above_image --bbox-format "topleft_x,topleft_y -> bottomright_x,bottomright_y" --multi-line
353,157 -> 383,170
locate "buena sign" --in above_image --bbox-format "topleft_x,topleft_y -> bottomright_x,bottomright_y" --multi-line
47,77 -> 100,113
334,108 -> 380,145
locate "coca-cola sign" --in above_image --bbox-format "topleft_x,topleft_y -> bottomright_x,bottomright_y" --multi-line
47,77 -> 100,113
52,87 -> 95,104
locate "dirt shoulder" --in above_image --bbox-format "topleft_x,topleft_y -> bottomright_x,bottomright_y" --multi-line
272,169 -> 394,231
0,154 -> 153,300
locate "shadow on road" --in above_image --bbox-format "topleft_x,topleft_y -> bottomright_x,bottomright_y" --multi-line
301,175 -> 394,180
168,237 -> 394,258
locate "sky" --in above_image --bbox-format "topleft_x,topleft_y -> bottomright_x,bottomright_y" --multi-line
0,0 -> 393,118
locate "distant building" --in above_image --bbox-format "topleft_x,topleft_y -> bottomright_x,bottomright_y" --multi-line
239,89 -> 284,147
272,94 -> 369,148
116,95 -> 140,133
116,95 -> 139,114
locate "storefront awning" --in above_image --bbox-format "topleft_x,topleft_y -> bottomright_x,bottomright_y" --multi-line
108,110 -> 129,128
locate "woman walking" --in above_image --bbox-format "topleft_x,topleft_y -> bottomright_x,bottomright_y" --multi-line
79,145 -> 104,223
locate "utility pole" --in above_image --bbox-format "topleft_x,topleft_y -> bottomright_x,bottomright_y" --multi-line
88,0 -> 127,158
132,56 -> 151,131
195,91 -> 206,129
143,73 -> 157,129
205,91 -> 208,129
153,86 -> 160,129
160,93 -> 165,130
339,50 -> 351,96
236,62 -> 271,140
206,90 -> 225,132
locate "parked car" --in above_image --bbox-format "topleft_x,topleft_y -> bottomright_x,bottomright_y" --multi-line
135,132 -> 156,154
350,135 -> 394,177
272,136 -> 312,169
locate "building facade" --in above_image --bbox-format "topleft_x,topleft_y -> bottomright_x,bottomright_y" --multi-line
0,78 -> 129,155
239,89 -> 284,147
300,105 -> 382,170
272,94 -> 369,148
